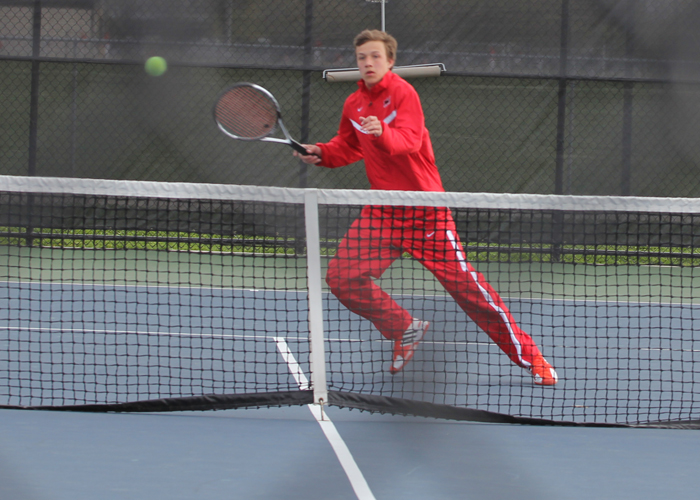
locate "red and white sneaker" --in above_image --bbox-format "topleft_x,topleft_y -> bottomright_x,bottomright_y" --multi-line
389,319 -> 430,374
529,354 -> 558,386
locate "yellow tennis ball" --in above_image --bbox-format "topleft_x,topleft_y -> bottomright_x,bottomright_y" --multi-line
145,56 -> 167,76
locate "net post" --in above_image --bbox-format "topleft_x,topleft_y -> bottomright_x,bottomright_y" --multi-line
304,189 -> 328,405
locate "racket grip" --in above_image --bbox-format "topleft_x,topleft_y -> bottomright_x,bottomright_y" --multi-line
291,140 -> 316,157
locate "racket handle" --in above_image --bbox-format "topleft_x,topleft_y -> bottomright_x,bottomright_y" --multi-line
291,140 -> 317,157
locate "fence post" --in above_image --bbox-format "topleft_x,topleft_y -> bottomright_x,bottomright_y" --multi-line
295,0 -> 314,257
621,1 -> 636,196
552,0 -> 569,261
28,0 -> 42,177
554,0 -> 569,196
299,0 -> 314,189
25,0 -> 43,249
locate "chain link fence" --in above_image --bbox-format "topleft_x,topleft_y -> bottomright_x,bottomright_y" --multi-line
1,0 -> 699,195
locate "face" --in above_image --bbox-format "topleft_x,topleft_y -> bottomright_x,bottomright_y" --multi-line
355,40 -> 394,88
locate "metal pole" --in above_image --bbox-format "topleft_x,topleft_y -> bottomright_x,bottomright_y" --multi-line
552,0 -> 569,262
304,190 -> 328,406
299,0 -> 314,189
381,0 -> 386,31
28,0 -> 42,177
295,0 -> 314,257
554,0 -> 569,195
621,0 -> 635,196
71,40 -> 78,177
25,0 -> 42,248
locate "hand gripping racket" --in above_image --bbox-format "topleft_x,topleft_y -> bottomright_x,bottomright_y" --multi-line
213,83 -> 314,156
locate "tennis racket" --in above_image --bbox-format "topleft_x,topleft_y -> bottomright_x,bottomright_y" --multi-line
213,83 -> 314,156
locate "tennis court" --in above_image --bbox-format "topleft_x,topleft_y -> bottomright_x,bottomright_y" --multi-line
3,270 -> 700,423
3,176 -> 700,500
2,2 -> 700,498
2,405 -> 700,500
3,175 -> 700,427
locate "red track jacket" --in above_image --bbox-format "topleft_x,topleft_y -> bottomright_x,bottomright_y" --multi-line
317,71 -> 445,193
318,71 -> 543,367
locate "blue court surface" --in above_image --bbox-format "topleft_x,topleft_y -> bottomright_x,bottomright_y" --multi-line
3,259 -> 700,499
4,278 -> 700,424
2,404 -> 700,500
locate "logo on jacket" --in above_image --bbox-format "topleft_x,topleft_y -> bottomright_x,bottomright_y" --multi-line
383,97 -> 391,107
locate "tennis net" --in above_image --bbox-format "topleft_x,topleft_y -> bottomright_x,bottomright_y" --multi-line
2,175 -> 700,428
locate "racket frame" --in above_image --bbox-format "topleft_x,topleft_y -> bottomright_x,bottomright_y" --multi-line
213,83 -> 310,155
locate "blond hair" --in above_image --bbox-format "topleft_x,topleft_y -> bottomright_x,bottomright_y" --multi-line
353,30 -> 397,63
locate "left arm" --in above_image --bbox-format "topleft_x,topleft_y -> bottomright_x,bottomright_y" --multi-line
368,88 -> 425,156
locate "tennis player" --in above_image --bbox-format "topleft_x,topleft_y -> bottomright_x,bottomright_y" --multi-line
295,30 -> 558,385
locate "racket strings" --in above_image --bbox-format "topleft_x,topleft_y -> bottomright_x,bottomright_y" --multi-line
215,86 -> 279,139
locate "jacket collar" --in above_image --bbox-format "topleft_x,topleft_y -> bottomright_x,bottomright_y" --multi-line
357,70 -> 395,97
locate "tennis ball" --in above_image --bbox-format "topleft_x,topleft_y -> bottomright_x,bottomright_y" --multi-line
145,56 -> 167,76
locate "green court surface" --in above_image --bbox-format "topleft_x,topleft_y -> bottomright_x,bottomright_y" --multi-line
5,245 -> 700,305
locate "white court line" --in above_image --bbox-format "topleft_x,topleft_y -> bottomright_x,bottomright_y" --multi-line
8,279 -> 700,308
274,337 -> 376,500
274,336 -> 310,391
5,325 -> 700,353
0,325 -> 291,341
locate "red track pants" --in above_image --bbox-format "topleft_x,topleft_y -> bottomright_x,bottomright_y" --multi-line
325,205 -> 542,369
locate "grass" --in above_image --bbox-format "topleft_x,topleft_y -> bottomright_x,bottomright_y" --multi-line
3,226 -> 700,266
463,243 -> 700,266
0,227 -> 301,255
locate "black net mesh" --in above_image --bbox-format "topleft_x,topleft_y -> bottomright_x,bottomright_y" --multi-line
2,176 -> 700,427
